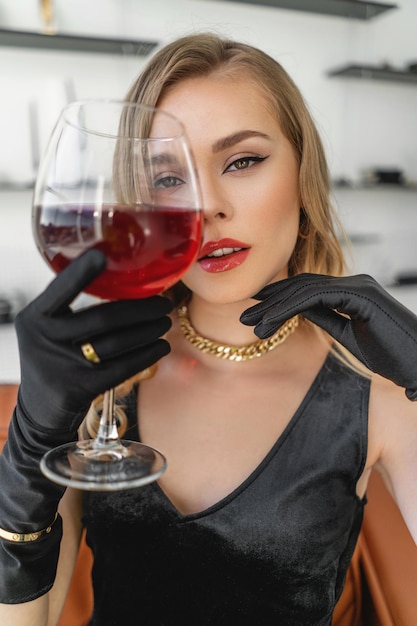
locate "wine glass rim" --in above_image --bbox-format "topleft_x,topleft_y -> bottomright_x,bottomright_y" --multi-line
60,98 -> 187,141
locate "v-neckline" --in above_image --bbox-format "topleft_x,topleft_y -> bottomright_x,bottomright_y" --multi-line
133,351 -> 334,522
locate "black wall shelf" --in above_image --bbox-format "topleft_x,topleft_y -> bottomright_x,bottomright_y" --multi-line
208,0 -> 397,20
0,28 -> 159,56
328,64 -> 417,85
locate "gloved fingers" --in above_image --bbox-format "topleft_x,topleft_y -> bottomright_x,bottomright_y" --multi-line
76,317 -> 172,362
242,274 -> 333,326
242,274 -> 376,328
77,339 -> 171,393
251,296 -> 352,339
33,249 -> 107,316
251,305 -> 346,339
299,307 -> 350,335
240,283 -> 327,327
253,273 -> 378,301
252,273 -> 322,301
43,296 -> 173,342
300,308 -> 373,368
251,299 -> 370,368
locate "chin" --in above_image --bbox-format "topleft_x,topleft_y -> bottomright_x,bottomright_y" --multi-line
186,286 -> 262,308
182,265 -> 289,305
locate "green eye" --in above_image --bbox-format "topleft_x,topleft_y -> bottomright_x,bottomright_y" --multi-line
234,158 -> 250,170
227,155 -> 267,173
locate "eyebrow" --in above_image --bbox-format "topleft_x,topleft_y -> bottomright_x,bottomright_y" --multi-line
144,152 -> 181,171
145,152 -> 178,165
212,130 -> 271,154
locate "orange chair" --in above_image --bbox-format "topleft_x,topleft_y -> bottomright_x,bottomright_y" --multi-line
1,384 -> 416,625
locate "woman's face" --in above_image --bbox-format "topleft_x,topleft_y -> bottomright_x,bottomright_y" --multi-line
156,73 -> 300,305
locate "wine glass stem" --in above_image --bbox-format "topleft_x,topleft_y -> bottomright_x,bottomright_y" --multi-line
93,388 -> 121,449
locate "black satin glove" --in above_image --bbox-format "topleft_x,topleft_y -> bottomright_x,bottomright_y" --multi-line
16,248 -> 173,434
0,249 -> 173,604
241,273 -> 417,400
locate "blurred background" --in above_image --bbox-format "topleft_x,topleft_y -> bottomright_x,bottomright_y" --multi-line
0,0 -> 416,381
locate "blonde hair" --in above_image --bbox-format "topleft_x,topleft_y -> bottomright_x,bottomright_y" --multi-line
81,366 -> 157,439
83,32 -> 363,438
126,32 -> 346,278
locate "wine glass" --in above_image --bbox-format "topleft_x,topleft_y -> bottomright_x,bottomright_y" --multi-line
32,99 -> 202,490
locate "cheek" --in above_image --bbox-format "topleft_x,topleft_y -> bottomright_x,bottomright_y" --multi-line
249,174 -> 300,238
266,210 -> 299,272
254,177 -> 300,272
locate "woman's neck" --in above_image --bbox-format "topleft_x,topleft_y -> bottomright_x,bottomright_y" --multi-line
184,295 -> 260,347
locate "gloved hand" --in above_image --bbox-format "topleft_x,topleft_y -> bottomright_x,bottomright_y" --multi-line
0,249 -> 173,604
240,273 -> 417,400
16,248 -> 173,434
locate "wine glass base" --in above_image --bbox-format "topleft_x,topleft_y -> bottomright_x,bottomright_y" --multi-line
40,439 -> 167,491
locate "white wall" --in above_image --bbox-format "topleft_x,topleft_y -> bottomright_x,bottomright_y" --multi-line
124,0 -> 417,184
0,0 -> 416,184
0,0 -> 416,382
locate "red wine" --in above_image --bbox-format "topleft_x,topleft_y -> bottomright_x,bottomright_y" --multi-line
34,203 -> 202,299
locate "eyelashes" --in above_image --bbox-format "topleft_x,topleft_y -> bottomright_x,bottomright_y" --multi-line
224,155 -> 268,173
153,174 -> 185,189
153,155 -> 269,188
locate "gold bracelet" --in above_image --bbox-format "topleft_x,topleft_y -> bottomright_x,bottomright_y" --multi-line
0,513 -> 58,543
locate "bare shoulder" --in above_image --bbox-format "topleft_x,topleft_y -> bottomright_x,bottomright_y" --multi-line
368,374 -> 417,544
369,374 -> 417,451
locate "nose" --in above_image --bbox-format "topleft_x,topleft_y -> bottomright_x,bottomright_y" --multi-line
200,174 -> 234,223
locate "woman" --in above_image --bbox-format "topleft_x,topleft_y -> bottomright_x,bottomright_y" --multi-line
0,33 -> 416,625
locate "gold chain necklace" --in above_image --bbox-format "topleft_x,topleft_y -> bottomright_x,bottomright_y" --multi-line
177,303 -> 299,362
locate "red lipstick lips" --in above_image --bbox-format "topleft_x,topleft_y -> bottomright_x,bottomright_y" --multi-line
198,238 -> 250,273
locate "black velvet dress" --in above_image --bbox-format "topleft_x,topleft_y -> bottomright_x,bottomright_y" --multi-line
83,352 -> 370,625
